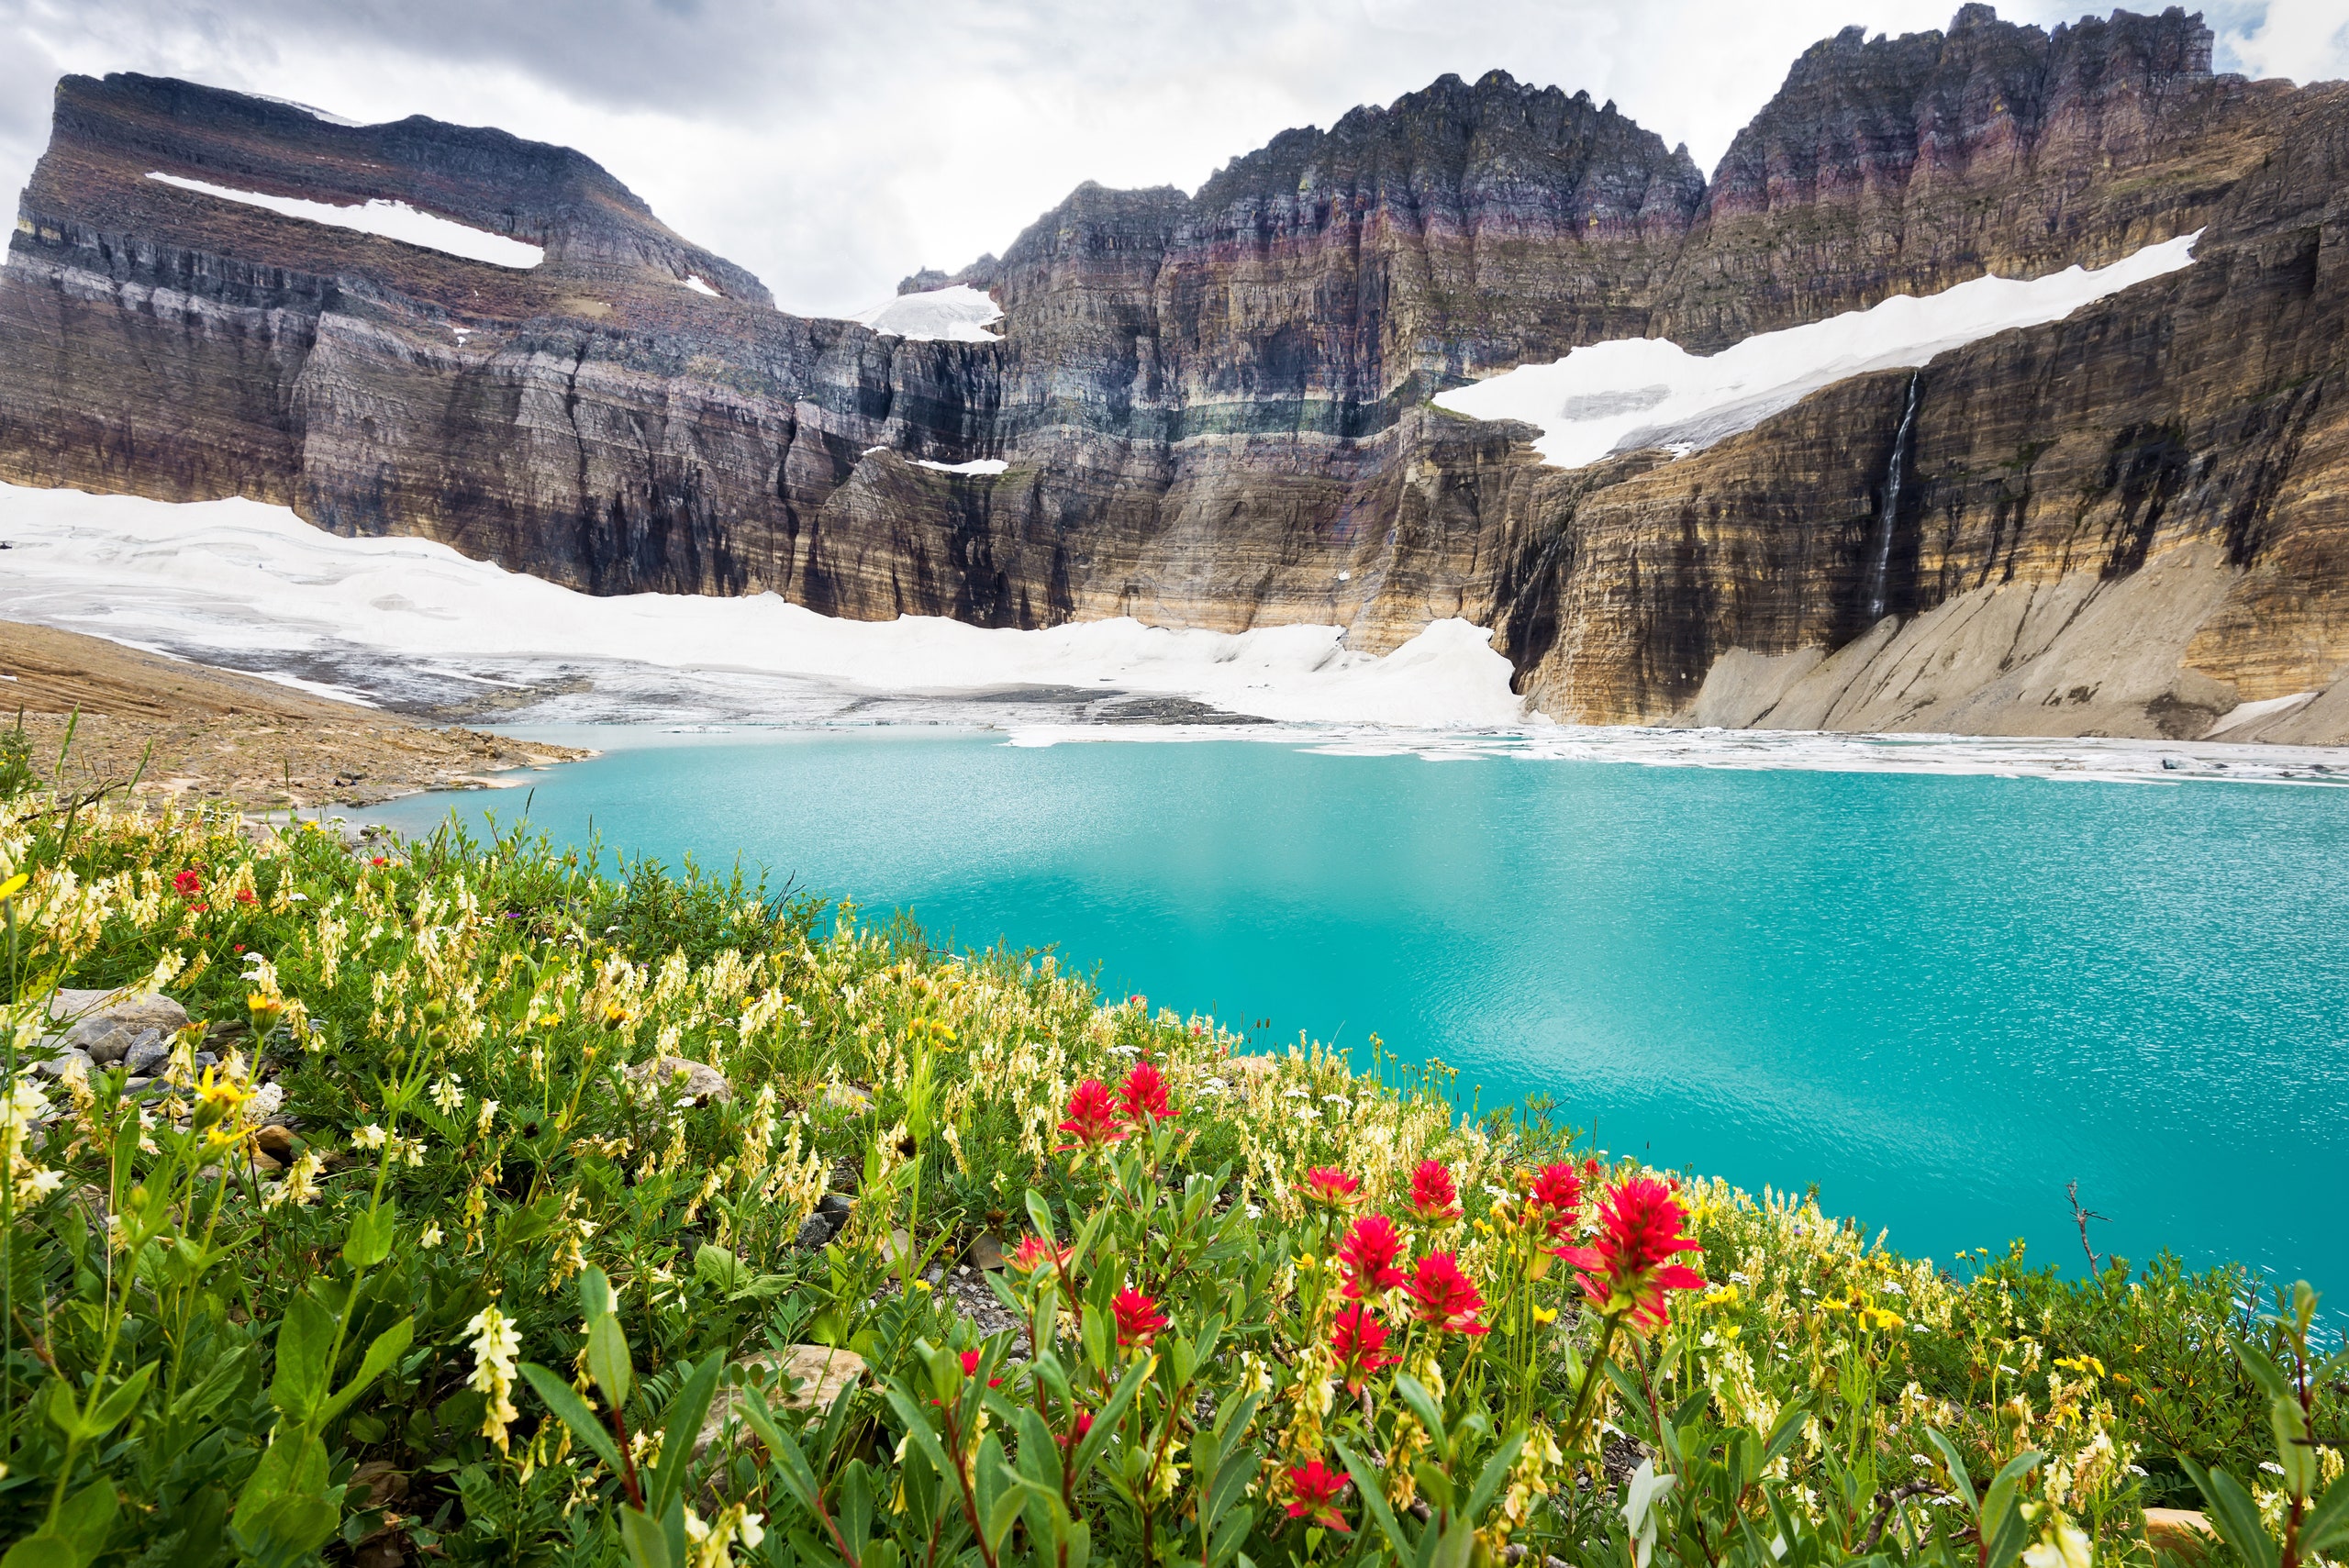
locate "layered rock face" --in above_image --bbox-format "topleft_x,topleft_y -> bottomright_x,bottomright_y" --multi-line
4,9 -> 2347,742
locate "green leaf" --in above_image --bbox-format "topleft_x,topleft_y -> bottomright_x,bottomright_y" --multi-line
580,1263 -> 617,1322
0,1538 -> 77,1568
343,1203 -> 395,1270
1925,1429 -> 1977,1513
1464,1430 -> 1528,1525
56,1478 -> 121,1562
1393,1373 -> 1448,1450
587,1312 -> 634,1411
1431,1515 -> 1481,1568
2184,1460 -> 2281,1568
1070,1357 -> 1152,1481
2305,1475 -> 2349,1554
519,1362 -> 626,1478
270,1291 -> 337,1423
1336,1438 -> 1416,1559
80,1362 -> 153,1442
171,1343 -> 254,1427
882,1386 -> 961,1496
40,1378 -> 85,1440
321,1316 -> 414,1425
1024,1188 -> 1058,1247
2235,1339 -> 2293,1404
1764,1401 -> 1810,1471
643,1354 -> 723,1518
618,1505 -> 674,1568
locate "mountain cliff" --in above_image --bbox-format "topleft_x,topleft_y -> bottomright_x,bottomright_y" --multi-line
5,6 -> 2346,741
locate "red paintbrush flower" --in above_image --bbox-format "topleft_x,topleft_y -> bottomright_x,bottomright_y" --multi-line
1558,1176 -> 1707,1334
1059,1408 -> 1094,1448
1405,1251 -> 1490,1336
1408,1159 -> 1462,1224
1113,1287 -> 1167,1349
1330,1304 -> 1398,1392
1302,1166 -> 1362,1210
1056,1079 -> 1130,1151
1286,1459 -> 1353,1531
1118,1061 -> 1174,1123
1008,1235 -> 1072,1276
1336,1214 -> 1407,1299
957,1349 -> 1004,1388
173,868 -> 202,896
234,888 -> 257,906
1527,1160 -> 1584,1241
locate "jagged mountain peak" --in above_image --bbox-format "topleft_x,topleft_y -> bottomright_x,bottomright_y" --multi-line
28,71 -> 773,306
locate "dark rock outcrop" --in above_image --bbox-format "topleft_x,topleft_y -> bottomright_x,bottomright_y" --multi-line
5,8 -> 2347,742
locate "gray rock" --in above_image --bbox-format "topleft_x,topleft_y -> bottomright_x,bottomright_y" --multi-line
193,1051 -> 218,1070
32,1048 -> 93,1079
792,1213 -> 838,1251
46,988 -> 189,1039
818,1192 -> 853,1218
65,1019 -> 134,1063
968,1233 -> 1008,1271
622,1055 -> 732,1106
123,1031 -> 170,1075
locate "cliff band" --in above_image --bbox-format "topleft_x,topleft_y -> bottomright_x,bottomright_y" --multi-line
4,4 -> 2346,741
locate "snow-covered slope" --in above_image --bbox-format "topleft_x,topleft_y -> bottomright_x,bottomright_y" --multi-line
1435,234 -> 2200,468
0,483 -> 1528,728
145,172 -> 545,268
848,284 -> 1004,341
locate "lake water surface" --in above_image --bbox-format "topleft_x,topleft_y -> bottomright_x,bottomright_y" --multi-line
363,729 -> 2349,1292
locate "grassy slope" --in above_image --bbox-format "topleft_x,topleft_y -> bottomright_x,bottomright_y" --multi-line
0,795 -> 2332,1565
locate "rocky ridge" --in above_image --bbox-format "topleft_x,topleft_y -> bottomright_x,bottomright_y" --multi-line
2,6 -> 2345,741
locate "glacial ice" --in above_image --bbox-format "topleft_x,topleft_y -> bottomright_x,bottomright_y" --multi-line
849,284 -> 1004,341
0,482 -> 1528,730
145,172 -> 546,269
682,275 -> 720,297
1434,232 -> 2202,469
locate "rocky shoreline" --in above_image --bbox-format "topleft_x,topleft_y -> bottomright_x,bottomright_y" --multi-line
2,619 -> 587,814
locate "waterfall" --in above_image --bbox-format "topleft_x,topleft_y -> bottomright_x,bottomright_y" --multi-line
1865,373 -> 1921,625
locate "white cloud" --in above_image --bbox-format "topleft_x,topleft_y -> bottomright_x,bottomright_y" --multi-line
0,1 -> 2327,317
2222,0 -> 2349,83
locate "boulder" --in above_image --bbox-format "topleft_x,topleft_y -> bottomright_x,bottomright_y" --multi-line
2143,1510 -> 2215,1552
123,1032 -> 172,1075
968,1233 -> 1008,1270
623,1055 -> 732,1106
693,1345 -> 868,1458
31,1048 -> 93,1079
47,987 -> 187,1029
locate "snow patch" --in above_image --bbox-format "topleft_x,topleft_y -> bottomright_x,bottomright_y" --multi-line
145,172 -> 544,270
682,275 -> 719,297
0,483 -> 1529,730
912,458 -> 1008,475
252,95 -> 361,127
2208,691 -> 2316,734
850,284 -> 1003,342
1435,232 -> 2201,469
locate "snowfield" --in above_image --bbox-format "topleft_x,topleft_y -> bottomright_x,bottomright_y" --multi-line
1434,232 -> 2201,468
0,483 -> 1529,729
849,284 -> 1004,341
145,172 -> 546,269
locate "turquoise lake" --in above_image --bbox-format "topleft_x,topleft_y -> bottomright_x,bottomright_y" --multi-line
363,729 -> 2349,1293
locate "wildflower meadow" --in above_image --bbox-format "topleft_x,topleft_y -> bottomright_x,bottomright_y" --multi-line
0,779 -> 2340,1567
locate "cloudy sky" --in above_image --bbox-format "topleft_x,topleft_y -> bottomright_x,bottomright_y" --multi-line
2,0 -> 2342,317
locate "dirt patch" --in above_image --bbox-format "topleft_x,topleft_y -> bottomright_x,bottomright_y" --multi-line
2,620 -> 587,814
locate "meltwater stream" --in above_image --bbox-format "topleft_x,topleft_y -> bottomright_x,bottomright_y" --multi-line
363,730 -> 2349,1291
